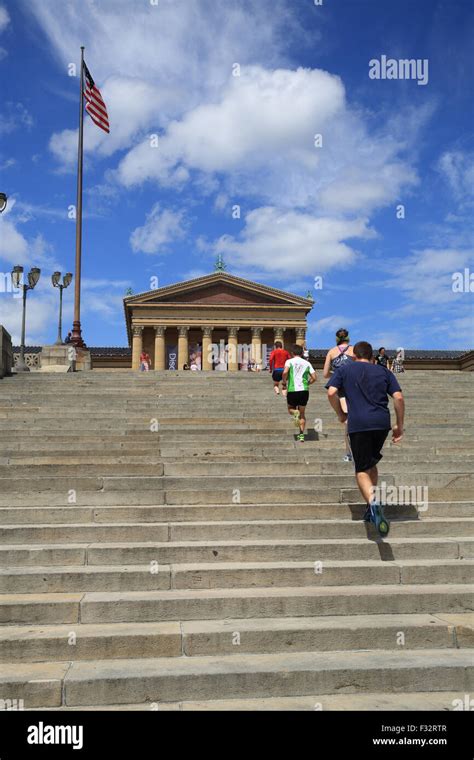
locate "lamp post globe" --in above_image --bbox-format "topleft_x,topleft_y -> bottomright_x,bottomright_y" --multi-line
11,265 -> 24,290
28,267 -> 41,289
0,193 -> 7,213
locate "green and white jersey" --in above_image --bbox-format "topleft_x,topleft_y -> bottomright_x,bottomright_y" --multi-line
285,357 -> 314,392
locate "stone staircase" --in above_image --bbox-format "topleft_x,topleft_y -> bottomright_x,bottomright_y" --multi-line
0,369 -> 472,711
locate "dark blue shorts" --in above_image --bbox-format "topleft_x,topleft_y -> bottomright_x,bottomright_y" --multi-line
272,368 -> 284,381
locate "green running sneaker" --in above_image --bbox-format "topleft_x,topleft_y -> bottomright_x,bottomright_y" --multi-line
370,501 -> 390,537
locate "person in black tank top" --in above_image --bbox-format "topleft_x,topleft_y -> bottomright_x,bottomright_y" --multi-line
323,329 -> 355,462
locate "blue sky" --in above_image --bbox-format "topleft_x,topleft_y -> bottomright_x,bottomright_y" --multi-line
0,0 -> 472,349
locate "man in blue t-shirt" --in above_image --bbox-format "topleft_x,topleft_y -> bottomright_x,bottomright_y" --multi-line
326,341 -> 405,537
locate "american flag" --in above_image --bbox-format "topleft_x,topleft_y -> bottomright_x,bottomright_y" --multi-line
83,62 -> 110,133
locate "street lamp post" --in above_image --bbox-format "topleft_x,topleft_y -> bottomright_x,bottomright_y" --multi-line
52,272 -> 73,345
11,265 -> 41,372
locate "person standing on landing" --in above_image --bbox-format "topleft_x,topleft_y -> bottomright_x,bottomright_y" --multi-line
375,347 -> 388,368
391,348 -> 405,374
139,350 -> 151,372
326,341 -> 405,537
323,328 -> 354,462
282,344 -> 317,442
268,341 -> 291,396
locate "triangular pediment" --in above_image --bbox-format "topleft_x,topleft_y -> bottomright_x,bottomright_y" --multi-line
125,272 -> 313,307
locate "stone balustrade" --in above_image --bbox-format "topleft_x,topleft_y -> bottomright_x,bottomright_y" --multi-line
0,326 -> 13,378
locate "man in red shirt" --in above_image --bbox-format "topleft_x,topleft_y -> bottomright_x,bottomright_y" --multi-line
268,341 -> 291,396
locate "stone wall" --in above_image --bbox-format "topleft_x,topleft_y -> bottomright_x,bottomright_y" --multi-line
0,326 -> 13,378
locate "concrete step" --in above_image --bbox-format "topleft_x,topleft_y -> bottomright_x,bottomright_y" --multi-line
161,461 -> 474,477
164,486 -> 473,505
0,501 -> 471,523
3,558 -> 468,593
0,523 -> 169,544
0,464 -> 163,478
3,648 -> 471,707
1,536 -> 472,567
2,584 -> 469,626
342,487 -> 474,504
24,691 -> 473,711
6,461 -> 471,478
162,475 -> 368,489
5,453 -> 474,468
1,613 -> 471,663
1,368 -> 472,710
0,529 -> 474,568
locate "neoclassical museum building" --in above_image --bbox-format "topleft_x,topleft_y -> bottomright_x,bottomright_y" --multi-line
124,270 -> 314,371
11,268 -> 473,372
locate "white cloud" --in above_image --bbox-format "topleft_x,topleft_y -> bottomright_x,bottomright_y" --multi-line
384,247 -> 473,307
0,157 -> 15,170
81,280 -> 130,323
319,162 -> 418,214
0,6 -> 9,33
212,207 -> 375,277
0,201 -> 60,271
376,248 -> 473,350
0,285 -> 57,345
49,78 -> 166,169
12,278 -> 129,345
32,0 -> 422,269
0,5 -> 9,59
29,0 -> 293,168
113,62 -> 424,217
0,102 -> 34,136
313,315 -> 356,334
0,202 -> 65,345
437,150 -> 474,205
130,203 -> 187,255
116,65 -> 343,188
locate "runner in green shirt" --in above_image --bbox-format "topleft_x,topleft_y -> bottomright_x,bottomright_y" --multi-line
282,344 -> 317,441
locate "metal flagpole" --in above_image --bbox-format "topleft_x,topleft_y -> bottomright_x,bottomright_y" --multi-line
71,45 -> 85,347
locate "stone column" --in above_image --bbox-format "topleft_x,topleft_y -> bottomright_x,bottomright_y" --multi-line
296,327 -> 306,347
178,325 -> 189,370
274,326 -> 285,345
201,326 -> 213,371
228,327 -> 239,372
251,327 -> 263,370
132,325 -> 143,371
154,326 -> 166,371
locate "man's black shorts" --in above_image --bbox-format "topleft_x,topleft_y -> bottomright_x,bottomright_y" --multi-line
287,391 -> 309,408
349,429 -> 389,473
272,368 -> 284,382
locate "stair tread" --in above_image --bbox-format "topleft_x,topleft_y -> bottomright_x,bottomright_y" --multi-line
1,612 -> 472,637
23,691 -> 472,711
2,648 -> 471,682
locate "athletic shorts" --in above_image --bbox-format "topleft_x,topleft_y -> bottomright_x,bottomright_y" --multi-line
272,368 -> 284,382
287,390 -> 309,408
349,429 -> 389,473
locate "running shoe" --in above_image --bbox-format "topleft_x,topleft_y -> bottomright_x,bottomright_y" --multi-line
343,453 -> 353,463
297,433 -> 305,442
370,501 -> 390,537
